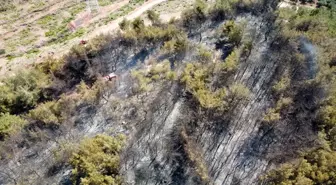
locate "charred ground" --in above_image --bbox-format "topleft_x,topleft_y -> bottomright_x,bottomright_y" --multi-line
0,0 -> 336,184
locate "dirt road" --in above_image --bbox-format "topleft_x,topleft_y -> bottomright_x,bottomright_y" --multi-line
0,0 -> 168,75
88,0 -> 167,38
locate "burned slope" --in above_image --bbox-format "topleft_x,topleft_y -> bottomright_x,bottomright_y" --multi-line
120,5 -> 322,185
0,0 -> 324,184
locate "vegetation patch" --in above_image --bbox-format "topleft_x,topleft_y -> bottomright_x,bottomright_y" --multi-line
70,134 -> 125,185
0,113 -> 26,140
262,5 -> 336,185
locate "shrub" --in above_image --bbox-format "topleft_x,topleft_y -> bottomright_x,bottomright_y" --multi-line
0,1 -> 15,12
148,61 -> 170,77
131,61 -> 173,92
262,150 -> 336,185
220,20 -> 243,46
35,57 -> 63,74
162,36 -> 189,58
76,81 -> 102,105
181,63 -> 227,109
132,17 -> 145,32
273,76 -> 290,94
210,0 -> 237,20
181,0 -> 208,33
275,97 -> 293,111
146,10 -> 160,25
220,49 -> 239,72
51,141 -> 79,172
197,46 -> 213,63
131,70 -> 152,93
241,39 -> 253,58
228,83 -> 250,102
195,88 -> 227,109
0,69 -> 50,114
28,101 -> 62,125
70,134 -> 125,185
0,49 -> 5,55
166,71 -> 177,81
0,113 -> 26,140
263,108 -> 281,123
119,18 -> 131,31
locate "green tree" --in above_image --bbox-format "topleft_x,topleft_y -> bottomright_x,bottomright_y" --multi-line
28,101 -> 62,125
162,36 -> 189,61
182,0 -> 208,34
223,49 -> 239,71
220,20 -> 243,46
132,17 -> 145,32
181,63 -> 227,109
211,0 -> 237,20
119,18 -> 131,31
70,134 -> 125,185
147,10 -> 161,25
0,69 -> 50,114
197,46 -> 213,63
262,150 -> 336,185
0,113 -> 26,140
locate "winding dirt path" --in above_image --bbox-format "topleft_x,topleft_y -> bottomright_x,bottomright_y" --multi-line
88,0 -> 167,38
0,0 -> 168,76
0,0 -> 74,40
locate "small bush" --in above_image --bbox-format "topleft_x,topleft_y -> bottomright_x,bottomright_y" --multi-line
220,49 -> 239,72
131,61 -> 173,92
76,81 -> 102,105
119,18 -> 131,31
162,36 -> 189,59
275,97 -> 293,110
0,49 -> 5,55
28,101 -> 62,125
70,134 -> 125,185
220,20 -> 243,46
181,0 -> 208,33
147,10 -> 160,25
51,141 -> 79,172
197,46 -> 213,63
132,17 -> 145,32
181,63 -> 228,109
262,149 -> 336,185
228,83 -> 250,102
210,0 -> 239,20
166,71 -> 177,81
273,76 -> 290,94
35,57 -> 63,74
0,113 -> 26,140
131,70 -> 152,93
263,108 -> 281,123
241,39 -> 253,58
0,69 -> 50,114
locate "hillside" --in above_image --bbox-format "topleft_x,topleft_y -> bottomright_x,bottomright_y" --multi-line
0,0 -> 190,75
0,0 -> 336,184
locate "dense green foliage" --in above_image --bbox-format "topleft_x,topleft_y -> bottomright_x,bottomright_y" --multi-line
262,5 -> 336,185
131,61 -> 175,93
219,20 -> 243,46
0,113 -> 25,140
262,149 -> 336,185
0,69 -> 50,114
318,0 -> 336,9
70,134 -> 125,185
28,101 -> 62,125
182,63 -> 228,109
